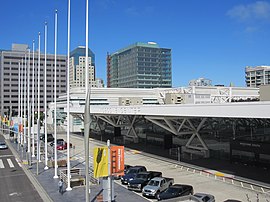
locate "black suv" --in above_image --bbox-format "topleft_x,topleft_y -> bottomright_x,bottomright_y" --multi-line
157,184 -> 193,201
128,171 -> 162,192
121,166 -> 147,185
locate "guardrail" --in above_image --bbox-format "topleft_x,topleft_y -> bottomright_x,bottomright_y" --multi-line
59,167 -> 99,188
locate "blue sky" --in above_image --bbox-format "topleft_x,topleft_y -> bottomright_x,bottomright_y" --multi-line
1,0 -> 270,87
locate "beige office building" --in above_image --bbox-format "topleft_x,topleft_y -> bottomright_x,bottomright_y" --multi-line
0,44 -> 67,115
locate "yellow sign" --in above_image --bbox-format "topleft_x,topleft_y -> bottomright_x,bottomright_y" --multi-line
93,147 -> 108,178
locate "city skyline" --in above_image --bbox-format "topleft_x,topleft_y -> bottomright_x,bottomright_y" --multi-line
1,0 -> 270,87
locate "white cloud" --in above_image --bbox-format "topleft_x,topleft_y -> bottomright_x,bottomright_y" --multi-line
227,1 -> 270,22
244,26 -> 258,33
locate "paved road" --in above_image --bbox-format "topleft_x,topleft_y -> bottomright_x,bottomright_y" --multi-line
0,135 -> 42,202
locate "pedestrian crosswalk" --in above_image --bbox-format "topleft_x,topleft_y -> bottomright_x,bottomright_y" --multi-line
0,158 -> 16,169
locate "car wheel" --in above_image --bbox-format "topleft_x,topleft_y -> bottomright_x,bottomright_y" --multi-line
155,191 -> 160,199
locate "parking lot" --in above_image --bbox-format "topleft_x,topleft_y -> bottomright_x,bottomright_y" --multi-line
57,134 -> 270,201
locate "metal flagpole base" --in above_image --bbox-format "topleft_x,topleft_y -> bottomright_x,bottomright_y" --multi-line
32,154 -> 35,157
66,187 -> 72,191
53,175 -> 59,179
44,166 -> 48,170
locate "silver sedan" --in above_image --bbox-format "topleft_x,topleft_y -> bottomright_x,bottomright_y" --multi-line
0,141 -> 8,150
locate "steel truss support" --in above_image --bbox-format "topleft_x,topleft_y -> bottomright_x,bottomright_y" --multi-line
144,116 -> 208,151
94,115 -> 142,141
185,118 -> 208,151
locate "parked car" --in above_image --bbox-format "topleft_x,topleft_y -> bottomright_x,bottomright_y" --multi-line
128,171 -> 162,192
121,166 -> 147,185
157,184 -> 193,201
56,141 -> 72,150
193,193 -> 215,202
142,177 -> 174,198
114,164 -> 132,180
0,142 -> 8,150
40,133 -> 54,142
223,200 -> 240,202
50,139 -> 65,147
166,193 -> 215,202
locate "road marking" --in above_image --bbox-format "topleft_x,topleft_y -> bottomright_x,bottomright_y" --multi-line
0,159 -> 4,168
7,158 -> 14,168
0,155 -> 13,158
0,173 -> 25,179
15,158 -> 22,167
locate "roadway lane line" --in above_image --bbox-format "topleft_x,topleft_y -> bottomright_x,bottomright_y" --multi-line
15,158 -> 22,167
7,158 -> 14,168
0,159 -> 4,168
0,155 -> 13,158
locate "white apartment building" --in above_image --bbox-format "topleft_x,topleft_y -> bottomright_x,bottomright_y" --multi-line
189,77 -> 212,86
245,66 -> 270,87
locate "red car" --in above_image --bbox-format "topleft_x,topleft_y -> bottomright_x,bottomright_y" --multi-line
56,141 -> 72,150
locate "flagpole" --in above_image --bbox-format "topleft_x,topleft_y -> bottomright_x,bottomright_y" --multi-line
20,59 -> 23,147
66,0 -> 72,191
24,54 -> 27,146
85,0 -> 90,200
37,31 -> 41,169
44,21 -> 48,170
18,61 -> 21,150
32,40 -> 35,158
85,0 -> 89,97
53,10 -> 59,179
27,48 -> 31,165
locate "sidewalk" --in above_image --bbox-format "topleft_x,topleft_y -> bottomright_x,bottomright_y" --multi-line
7,137 -> 149,202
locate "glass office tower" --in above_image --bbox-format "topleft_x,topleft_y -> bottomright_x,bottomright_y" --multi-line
107,42 -> 172,88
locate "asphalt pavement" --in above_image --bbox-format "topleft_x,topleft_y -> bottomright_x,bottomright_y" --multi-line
0,135 -> 43,202
5,134 -> 150,202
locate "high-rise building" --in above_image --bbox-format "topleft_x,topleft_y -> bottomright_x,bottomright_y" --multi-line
189,78 -> 212,86
69,46 -> 96,88
107,42 -> 172,88
0,44 -> 67,115
245,66 -> 270,87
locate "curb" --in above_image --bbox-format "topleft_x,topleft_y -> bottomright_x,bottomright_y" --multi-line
6,140 -> 53,202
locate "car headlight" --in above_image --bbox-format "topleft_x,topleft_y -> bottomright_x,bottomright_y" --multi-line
129,178 -> 133,181
121,177 -> 124,180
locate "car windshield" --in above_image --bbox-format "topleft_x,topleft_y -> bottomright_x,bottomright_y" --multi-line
0,142 -> 5,145
57,141 -> 65,145
165,187 -> 180,194
127,169 -> 138,174
148,180 -> 159,186
135,174 -> 148,179
194,194 -> 203,198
